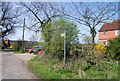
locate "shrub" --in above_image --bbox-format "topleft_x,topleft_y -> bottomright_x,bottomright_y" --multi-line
41,19 -> 79,58
94,44 -> 106,58
9,46 -> 13,49
107,36 -> 120,60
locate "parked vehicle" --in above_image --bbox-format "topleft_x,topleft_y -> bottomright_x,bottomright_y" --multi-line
28,49 -> 35,53
33,46 -> 44,54
28,46 -> 44,54
38,51 -> 45,54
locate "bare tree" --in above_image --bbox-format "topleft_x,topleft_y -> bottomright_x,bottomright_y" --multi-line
58,2 -> 118,48
0,2 -> 21,39
19,2 -> 63,42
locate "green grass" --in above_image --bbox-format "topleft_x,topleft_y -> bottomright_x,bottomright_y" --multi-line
80,59 -> 118,79
28,57 -> 61,79
12,49 -> 28,53
13,51 -> 25,53
28,56 -> 118,79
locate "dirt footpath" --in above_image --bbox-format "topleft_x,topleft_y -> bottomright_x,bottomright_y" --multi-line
1,51 -> 37,79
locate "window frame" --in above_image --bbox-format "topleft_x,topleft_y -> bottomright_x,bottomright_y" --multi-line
115,30 -> 119,35
103,31 -> 106,36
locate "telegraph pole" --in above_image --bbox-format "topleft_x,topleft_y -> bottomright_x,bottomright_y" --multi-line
22,18 -> 25,51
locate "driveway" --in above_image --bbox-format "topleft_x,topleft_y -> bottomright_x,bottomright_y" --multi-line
1,51 -> 38,79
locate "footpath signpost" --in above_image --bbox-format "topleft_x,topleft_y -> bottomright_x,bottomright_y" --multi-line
61,31 -> 66,67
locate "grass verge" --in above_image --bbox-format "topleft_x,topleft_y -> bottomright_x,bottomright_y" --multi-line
12,49 -> 28,53
28,56 -> 118,79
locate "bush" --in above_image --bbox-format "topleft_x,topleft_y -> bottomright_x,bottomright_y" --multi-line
94,44 -> 106,58
28,55 -> 118,79
41,19 -> 79,58
107,36 -> 120,60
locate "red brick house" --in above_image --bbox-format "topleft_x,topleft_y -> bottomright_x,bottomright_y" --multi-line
98,19 -> 120,46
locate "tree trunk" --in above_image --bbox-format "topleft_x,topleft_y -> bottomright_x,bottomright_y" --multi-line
92,34 -> 95,49
90,28 -> 96,49
90,28 -> 96,55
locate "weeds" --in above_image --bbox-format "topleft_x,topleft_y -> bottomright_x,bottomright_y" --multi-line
28,55 -> 118,79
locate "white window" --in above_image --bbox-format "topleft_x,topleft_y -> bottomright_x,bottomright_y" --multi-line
115,30 -> 119,35
103,31 -> 106,36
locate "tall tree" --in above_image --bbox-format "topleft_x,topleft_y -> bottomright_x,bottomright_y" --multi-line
58,2 -> 118,48
19,2 -> 63,40
0,2 -> 20,39
41,19 -> 79,58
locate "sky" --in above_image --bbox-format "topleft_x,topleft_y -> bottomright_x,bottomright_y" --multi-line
3,1 -> 119,43
1,0 -> 120,2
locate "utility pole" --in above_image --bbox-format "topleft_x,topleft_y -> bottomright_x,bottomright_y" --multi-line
22,18 -> 25,51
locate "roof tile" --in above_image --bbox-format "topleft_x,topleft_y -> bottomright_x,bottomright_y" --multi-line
99,19 -> 120,32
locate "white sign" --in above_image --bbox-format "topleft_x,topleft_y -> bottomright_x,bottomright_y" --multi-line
61,33 -> 65,37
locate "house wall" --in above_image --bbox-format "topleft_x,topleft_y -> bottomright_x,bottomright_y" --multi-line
98,40 -> 109,46
98,30 -> 120,40
98,30 -> 120,46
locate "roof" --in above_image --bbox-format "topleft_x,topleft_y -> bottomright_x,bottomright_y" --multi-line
99,19 -> 120,32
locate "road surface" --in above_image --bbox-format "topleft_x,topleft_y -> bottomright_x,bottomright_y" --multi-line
1,51 -> 37,79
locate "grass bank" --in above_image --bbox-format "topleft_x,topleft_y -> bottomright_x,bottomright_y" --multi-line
12,49 -> 28,53
28,55 -> 118,79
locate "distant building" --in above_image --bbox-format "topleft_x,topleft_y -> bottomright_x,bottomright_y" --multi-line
0,39 -> 40,49
98,19 -> 120,46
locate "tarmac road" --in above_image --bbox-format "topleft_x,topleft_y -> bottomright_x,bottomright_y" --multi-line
1,51 -> 37,80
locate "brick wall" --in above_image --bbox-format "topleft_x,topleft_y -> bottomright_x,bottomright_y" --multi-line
98,30 -> 120,40
98,30 -> 120,46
